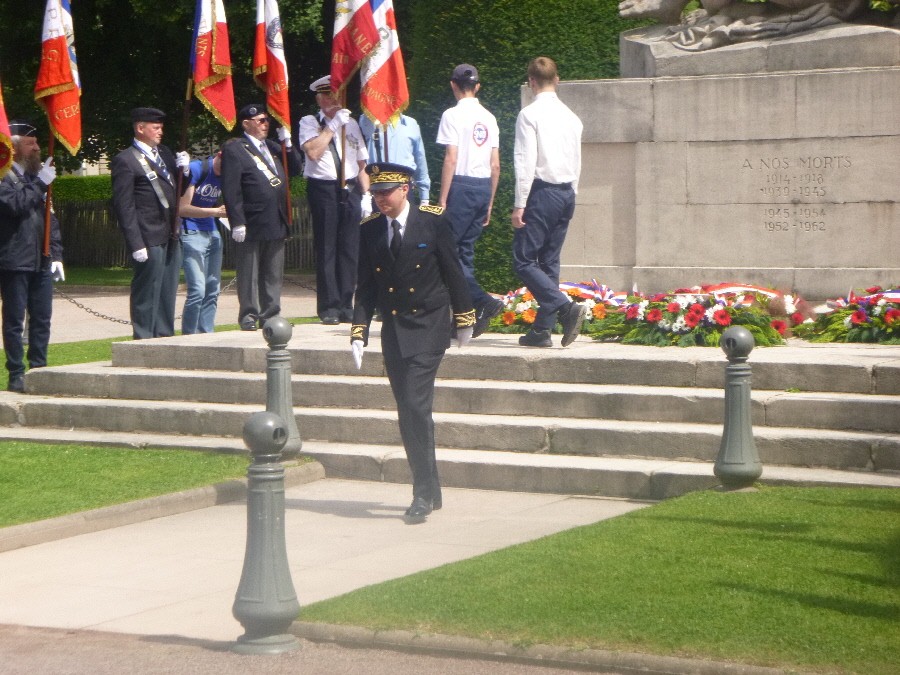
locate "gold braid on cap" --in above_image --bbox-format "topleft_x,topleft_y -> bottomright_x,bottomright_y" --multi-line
454,309 -> 476,328
369,171 -> 410,186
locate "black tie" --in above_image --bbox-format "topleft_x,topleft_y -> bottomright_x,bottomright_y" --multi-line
390,219 -> 402,258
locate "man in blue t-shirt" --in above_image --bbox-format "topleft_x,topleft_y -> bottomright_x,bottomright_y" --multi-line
178,152 -> 225,333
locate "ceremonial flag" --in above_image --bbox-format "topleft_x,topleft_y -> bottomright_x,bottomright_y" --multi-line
331,0 -> 379,96
191,0 -> 236,130
34,0 -> 81,155
253,0 -> 290,128
359,0 -> 408,125
0,79 -> 12,179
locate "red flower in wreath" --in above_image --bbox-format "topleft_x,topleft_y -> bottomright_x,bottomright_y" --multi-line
713,309 -> 732,326
646,308 -> 663,323
790,312 -> 804,326
885,308 -> 900,325
625,305 -> 641,321
684,312 -> 701,328
770,319 -> 787,336
666,302 -> 680,313
850,310 -> 869,325
865,286 -> 882,294
688,303 -> 705,317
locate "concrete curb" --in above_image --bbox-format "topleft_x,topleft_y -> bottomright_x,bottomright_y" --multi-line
292,621 -> 804,675
0,461 -> 324,553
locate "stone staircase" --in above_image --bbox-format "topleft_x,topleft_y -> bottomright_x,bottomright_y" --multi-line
3,325 -> 899,500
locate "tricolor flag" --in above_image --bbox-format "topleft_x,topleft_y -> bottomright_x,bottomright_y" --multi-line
331,0 -> 379,96
359,0 -> 408,125
0,79 -> 12,179
253,0 -> 290,128
34,0 -> 81,155
191,0 -> 236,130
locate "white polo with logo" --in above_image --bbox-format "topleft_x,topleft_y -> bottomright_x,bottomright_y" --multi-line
436,97 -> 499,179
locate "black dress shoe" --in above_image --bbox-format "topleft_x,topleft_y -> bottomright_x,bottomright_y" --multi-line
519,329 -> 552,348
432,494 -> 442,511
240,320 -> 257,331
558,301 -> 587,347
321,315 -> 339,325
404,497 -> 433,523
7,375 -> 24,393
473,297 -> 504,338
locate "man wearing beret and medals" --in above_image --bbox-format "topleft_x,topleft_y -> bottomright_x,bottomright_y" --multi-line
220,103 -> 302,331
111,107 -> 188,340
350,162 -> 475,524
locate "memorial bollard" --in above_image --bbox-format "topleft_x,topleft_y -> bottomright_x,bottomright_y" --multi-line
714,326 -> 763,489
262,316 -> 302,458
232,411 -> 301,655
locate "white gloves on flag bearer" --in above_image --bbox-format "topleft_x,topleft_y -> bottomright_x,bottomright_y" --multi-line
327,109 -> 351,134
175,151 -> 191,176
232,225 -> 246,243
277,126 -> 292,148
360,192 -> 372,219
132,248 -> 148,263
50,261 -> 65,282
37,159 -> 56,186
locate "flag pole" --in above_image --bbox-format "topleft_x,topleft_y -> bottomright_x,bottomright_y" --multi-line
280,133 -> 292,226
174,77 -> 193,239
339,89 -> 347,190
381,124 -> 388,161
42,134 -> 54,258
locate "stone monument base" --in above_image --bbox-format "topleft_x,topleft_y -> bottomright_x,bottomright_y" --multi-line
620,24 -> 900,78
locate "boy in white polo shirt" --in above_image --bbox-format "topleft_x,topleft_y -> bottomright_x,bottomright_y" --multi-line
436,63 -> 502,338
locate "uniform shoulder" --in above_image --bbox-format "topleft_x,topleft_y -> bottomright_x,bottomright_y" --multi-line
419,204 -> 444,216
361,212 -> 382,225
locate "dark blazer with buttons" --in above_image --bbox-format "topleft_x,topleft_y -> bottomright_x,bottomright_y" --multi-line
353,204 -> 473,359
111,143 -> 178,252
220,136 -> 302,242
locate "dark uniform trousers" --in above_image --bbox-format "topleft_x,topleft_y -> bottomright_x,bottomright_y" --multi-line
130,240 -> 181,339
0,268 -> 53,377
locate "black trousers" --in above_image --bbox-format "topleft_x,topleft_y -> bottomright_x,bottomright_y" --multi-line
0,267 -> 53,378
130,240 -> 181,339
306,178 -> 361,319
382,342 -> 444,504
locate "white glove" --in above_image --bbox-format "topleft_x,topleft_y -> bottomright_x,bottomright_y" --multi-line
360,193 -> 372,219
456,326 -> 473,348
175,151 -> 191,175
420,199 -> 429,206
50,261 -> 65,282
327,109 -> 351,133
37,158 -> 56,186
351,340 -> 364,370
277,126 -> 292,148
132,248 -> 149,263
232,225 -> 246,243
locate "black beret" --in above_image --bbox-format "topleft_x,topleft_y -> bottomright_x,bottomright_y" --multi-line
8,119 -> 37,137
237,104 -> 267,122
131,107 -> 166,123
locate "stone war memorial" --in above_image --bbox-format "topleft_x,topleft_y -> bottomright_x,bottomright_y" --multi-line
551,4 -> 899,300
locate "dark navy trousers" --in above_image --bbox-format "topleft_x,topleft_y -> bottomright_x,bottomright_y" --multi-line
0,267 -> 53,377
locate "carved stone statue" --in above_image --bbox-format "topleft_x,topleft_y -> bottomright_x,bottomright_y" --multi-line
618,0 -> 898,51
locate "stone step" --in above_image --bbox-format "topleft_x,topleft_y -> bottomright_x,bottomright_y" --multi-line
106,329 -> 900,395
0,427 -> 897,502
24,363 -> 900,434
2,393 -> 897,472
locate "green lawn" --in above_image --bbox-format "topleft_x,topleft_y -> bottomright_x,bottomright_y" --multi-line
0,442 -> 250,527
301,486 -> 900,674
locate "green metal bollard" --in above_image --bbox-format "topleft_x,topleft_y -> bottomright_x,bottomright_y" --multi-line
232,411 -> 301,655
262,316 -> 302,459
714,326 -> 763,489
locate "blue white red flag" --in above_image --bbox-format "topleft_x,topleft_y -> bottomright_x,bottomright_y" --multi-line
359,0 -> 408,126
331,0 -> 379,96
34,0 -> 81,155
254,0 -> 290,128
191,0 -> 236,131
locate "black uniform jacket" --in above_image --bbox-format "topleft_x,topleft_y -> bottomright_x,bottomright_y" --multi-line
0,168 -> 62,271
220,136 -> 302,242
111,144 -> 178,252
352,204 -> 474,359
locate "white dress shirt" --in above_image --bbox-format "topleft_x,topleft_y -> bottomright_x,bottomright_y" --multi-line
513,91 -> 583,208
297,112 -> 368,181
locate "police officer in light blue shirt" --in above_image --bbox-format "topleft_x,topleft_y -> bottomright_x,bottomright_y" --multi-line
358,114 -> 431,205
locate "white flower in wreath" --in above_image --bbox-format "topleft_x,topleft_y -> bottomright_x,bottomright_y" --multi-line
784,295 -> 798,315
672,316 -> 688,333
515,301 -> 532,313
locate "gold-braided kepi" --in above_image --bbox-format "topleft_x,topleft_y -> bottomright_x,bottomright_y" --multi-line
366,162 -> 414,192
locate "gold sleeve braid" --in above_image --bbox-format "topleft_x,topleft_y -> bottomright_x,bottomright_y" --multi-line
454,309 -> 476,328
350,324 -> 368,344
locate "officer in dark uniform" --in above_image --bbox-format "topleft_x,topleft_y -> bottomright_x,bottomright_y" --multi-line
111,107 -> 184,339
350,163 -> 475,523
0,121 -> 63,392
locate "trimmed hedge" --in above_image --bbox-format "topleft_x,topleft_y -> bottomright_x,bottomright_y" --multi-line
405,0 -> 648,295
53,175 -> 112,202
